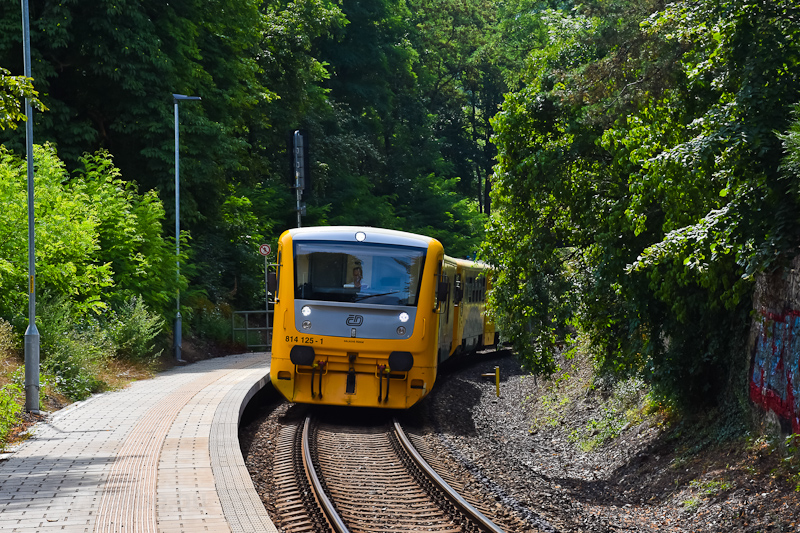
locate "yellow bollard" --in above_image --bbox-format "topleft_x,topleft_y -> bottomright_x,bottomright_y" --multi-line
481,366 -> 500,397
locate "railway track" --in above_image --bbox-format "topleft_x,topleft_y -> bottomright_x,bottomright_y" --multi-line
270,413 -> 506,532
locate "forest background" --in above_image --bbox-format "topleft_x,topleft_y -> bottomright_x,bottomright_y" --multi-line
1,0 -> 800,437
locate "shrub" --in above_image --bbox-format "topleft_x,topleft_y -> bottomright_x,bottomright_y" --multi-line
187,296 -> 234,345
0,318 -> 18,361
38,295 -> 112,401
0,383 -> 22,447
42,341 -> 106,401
0,145 -> 180,322
107,296 -> 164,364
195,308 -> 234,344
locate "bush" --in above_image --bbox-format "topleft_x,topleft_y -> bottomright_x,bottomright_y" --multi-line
0,145 -> 180,322
0,383 -> 22,447
38,295 -> 112,401
187,296 -> 234,345
107,296 -> 164,364
42,338 -> 107,401
0,318 -> 18,361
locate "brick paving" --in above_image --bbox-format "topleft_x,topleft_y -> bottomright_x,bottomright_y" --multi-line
0,353 -> 278,533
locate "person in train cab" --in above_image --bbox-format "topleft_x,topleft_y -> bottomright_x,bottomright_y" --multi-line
352,265 -> 368,290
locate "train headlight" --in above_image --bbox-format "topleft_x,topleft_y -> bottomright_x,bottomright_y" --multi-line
302,320 -> 312,329
301,306 -> 312,316
397,326 -> 406,336
398,312 -> 409,323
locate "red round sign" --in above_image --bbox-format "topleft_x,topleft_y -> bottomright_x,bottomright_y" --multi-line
259,244 -> 271,256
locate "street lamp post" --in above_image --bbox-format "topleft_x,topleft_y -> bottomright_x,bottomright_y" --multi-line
173,93 -> 201,363
21,0 -> 39,413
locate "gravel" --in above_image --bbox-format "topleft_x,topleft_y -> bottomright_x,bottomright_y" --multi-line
241,350 -> 800,532
414,350 -> 800,533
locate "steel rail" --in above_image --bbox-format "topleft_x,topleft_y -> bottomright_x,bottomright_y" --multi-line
393,418 -> 507,533
301,415 -> 351,533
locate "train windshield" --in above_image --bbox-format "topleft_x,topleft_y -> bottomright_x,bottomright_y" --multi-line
294,241 -> 426,306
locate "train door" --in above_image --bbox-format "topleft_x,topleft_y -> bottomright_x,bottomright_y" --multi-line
451,269 -> 464,356
437,260 -> 457,363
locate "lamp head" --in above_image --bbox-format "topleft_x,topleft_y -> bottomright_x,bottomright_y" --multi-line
173,93 -> 202,103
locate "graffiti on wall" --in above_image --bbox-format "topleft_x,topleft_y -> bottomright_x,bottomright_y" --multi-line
750,310 -> 800,433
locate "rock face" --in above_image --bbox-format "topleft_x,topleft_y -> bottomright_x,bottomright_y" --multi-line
749,256 -> 800,434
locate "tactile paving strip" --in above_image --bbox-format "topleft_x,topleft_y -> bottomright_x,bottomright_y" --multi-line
94,357 -> 259,533
0,353 -> 277,533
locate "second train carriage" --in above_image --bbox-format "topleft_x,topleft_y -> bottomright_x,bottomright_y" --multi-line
269,226 -> 496,409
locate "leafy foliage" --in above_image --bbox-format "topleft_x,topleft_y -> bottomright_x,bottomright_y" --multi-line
0,145 -> 178,320
484,0 -> 800,407
36,294 -> 111,400
106,296 -> 164,364
1,0 -> 534,317
0,383 -> 22,446
0,67 -> 44,131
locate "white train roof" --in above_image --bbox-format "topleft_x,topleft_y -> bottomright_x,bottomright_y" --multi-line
287,226 -> 438,249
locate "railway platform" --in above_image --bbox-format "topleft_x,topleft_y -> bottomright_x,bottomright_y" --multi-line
0,352 -> 278,533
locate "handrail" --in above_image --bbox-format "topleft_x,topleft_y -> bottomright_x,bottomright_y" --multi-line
232,309 -> 273,350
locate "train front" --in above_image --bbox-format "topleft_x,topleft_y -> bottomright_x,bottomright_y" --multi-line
270,227 -> 444,409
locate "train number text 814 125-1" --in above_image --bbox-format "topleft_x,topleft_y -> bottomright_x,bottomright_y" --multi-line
285,336 -> 323,345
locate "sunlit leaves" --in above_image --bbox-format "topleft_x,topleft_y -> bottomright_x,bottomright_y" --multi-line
0,69 -> 45,131
0,145 -> 177,320
485,0 -> 800,406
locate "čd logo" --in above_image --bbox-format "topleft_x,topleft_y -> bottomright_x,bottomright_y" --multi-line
346,315 -> 364,326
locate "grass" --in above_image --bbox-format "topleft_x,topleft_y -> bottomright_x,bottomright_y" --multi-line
681,497 -> 701,514
566,377 -> 653,452
525,348 -> 662,452
689,478 -> 732,496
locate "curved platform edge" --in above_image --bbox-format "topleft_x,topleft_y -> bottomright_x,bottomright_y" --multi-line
211,362 -> 279,533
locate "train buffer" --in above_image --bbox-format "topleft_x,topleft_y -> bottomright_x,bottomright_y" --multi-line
0,352 -> 279,533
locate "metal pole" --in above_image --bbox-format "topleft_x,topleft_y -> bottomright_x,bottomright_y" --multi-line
294,130 -> 303,228
171,94 -> 200,363
174,99 -> 183,362
22,0 -> 39,414
264,255 -> 269,312
296,188 -> 302,228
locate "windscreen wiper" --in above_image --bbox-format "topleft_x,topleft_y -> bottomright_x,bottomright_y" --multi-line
353,290 -> 401,302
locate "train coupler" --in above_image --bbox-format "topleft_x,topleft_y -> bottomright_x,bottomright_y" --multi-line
377,364 -> 391,403
311,360 -> 327,399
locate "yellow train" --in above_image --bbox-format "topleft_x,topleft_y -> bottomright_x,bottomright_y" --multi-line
268,226 -> 497,409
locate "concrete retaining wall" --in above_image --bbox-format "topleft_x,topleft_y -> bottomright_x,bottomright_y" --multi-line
749,256 -> 800,433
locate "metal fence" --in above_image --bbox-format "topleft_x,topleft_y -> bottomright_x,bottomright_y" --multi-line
232,309 -> 273,351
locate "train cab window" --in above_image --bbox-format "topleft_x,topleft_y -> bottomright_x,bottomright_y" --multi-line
294,241 -> 426,306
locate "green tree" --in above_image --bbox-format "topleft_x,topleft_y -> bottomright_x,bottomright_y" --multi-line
485,0 -> 800,406
0,0 -> 268,273
0,144 -> 178,320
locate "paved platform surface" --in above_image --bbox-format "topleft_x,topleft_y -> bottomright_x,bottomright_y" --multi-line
0,352 -> 278,533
